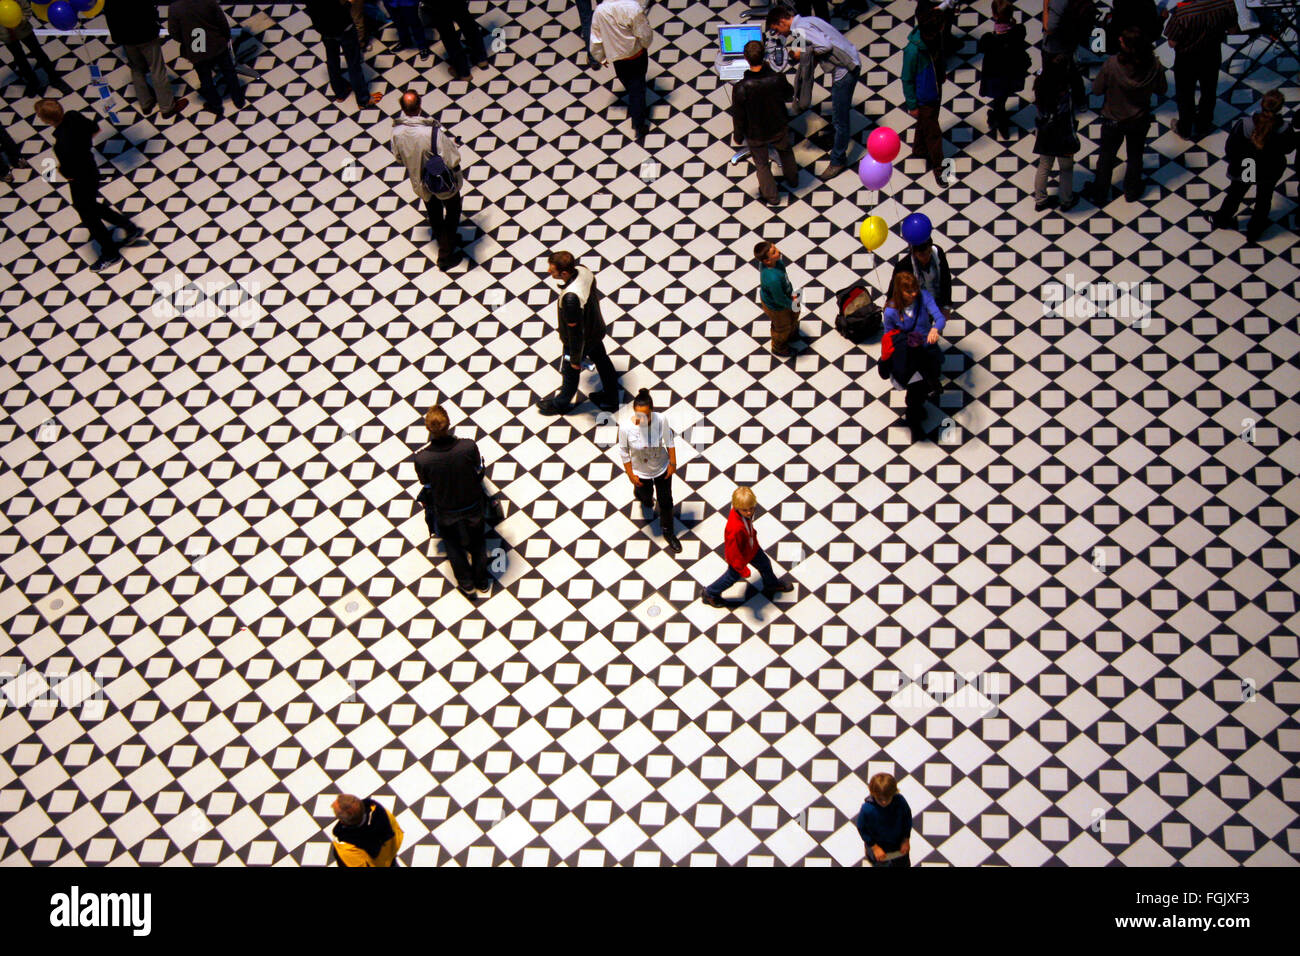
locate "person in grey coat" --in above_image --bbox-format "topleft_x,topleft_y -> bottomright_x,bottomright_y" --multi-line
105,0 -> 189,120
168,0 -> 246,118
389,90 -> 464,269
2,0 -> 72,96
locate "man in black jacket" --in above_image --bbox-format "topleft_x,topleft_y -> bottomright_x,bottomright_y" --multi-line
35,98 -> 142,272
537,250 -> 621,415
731,40 -> 799,206
413,405 -> 491,596
305,0 -> 383,109
893,239 -> 953,317
168,0 -> 246,117
105,0 -> 189,120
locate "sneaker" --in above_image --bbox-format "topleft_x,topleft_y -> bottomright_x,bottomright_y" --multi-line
822,163 -> 847,179
664,535 -> 683,554
475,579 -> 492,594
700,591 -> 725,608
458,584 -> 476,598
160,96 -> 189,120
92,251 -> 123,272
537,391 -> 583,415
119,223 -> 145,246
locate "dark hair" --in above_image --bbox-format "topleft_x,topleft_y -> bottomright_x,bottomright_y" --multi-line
1035,52 -> 1072,106
991,0 -> 1014,24
765,4 -> 795,30
1253,90 -> 1285,150
754,240 -> 775,263
743,39 -> 765,67
424,404 -> 450,438
633,388 -> 653,409
1117,27 -> 1153,71
548,250 -> 576,276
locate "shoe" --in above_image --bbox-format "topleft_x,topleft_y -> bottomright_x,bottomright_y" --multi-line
1124,186 -> 1144,202
1246,221 -> 1268,243
700,591 -> 725,608
357,92 -> 383,108
91,251 -> 123,272
458,584 -> 476,598
1058,194 -> 1079,212
1174,121 -> 1192,139
908,420 -> 926,442
333,90 -> 350,103
1035,196 -> 1059,212
120,223 -> 145,246
475,579 -> 492,594
635,126 -> 647,145
762,581 -> 795,599
437,250 -> 464,270
1000,125 -> 1013,140
1,170 -> 13,185
590,389 -> 619,411
822,163 -> 847,179
664,535 -> 683,554
418,49 -> 432,61
772,347 -> 792,357
761,194 -> 784,208
537,391 -> 583,415
160,96 -> 189,120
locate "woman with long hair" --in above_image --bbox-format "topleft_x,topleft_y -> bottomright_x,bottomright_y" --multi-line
1211,90 -> 1298,243
1085,27 -> 1168,205
882,269 -> 945,441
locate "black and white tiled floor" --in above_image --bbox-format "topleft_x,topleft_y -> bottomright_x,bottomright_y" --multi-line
0,1 -> 1297,866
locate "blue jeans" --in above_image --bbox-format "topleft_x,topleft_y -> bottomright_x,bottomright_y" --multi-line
705,547 -> 781,599
322,26 -> 369,105
829,67 -> 860,167
576,0 -> 593,46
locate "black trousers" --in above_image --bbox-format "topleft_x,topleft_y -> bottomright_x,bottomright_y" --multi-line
555,336 -> 619,407
634,471 -> 674,531
193,49 -> 245,114
0,124 -> 19,176
423,192 -> 462,264
1219,157 -> 1283,235
424,0 -> 486,76
1173,47 -> 1220,135
438,513 -> 489,591
6,33 -> 61,88
1092,113 -> 1150,197
69,180 -> 132,255
612,51 -> 649,133
890,338 -> 942,425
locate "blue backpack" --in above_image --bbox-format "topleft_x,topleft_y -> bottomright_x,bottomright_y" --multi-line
420,126 -> 458,198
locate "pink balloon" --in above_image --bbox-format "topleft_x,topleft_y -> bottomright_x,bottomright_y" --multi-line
868,127 -> 901,164
858,155 -> 892,191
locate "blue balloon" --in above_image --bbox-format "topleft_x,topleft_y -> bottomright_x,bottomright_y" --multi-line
48,0 -> 77,29
70,0 -> 93,11
901,213 -> 932,247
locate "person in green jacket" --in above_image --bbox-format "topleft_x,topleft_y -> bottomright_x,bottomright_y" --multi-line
901,9 -> 946,185
755,240 -> 799,357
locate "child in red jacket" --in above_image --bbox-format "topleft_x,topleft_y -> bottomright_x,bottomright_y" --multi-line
701,486 -> 794,607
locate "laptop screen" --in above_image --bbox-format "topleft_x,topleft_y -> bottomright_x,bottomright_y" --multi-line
719,24 -> 763,57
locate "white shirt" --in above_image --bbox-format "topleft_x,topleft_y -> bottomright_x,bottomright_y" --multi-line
591,0 -> 653,64
618,411 -> 675,479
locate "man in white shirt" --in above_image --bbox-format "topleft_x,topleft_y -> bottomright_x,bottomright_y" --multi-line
591,0 -> 654,144
389,90 -> 465,270
618,388 -> 682,553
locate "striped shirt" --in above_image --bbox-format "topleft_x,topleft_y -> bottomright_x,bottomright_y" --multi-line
1164,0 -> 1238,56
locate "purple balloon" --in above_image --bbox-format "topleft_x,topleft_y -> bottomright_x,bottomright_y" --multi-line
858,155 -> 893,191
48,0 -> 77,29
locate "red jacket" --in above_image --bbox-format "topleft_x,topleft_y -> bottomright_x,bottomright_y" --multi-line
723,508 -> 760,574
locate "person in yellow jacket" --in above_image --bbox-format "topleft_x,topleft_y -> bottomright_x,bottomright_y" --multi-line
331,794 -> 404,867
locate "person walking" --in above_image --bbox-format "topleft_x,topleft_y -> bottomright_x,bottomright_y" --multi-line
330,794 -> 404,867
1084,27 -> 1167,205
104,0 -> 189,121
766,4 -> 861,178
389,90 -> 465,270
1164,0 -> 1239,140
35,98 -> 142,272
1210,90 -> 1298,243
305,0 -> 384,110
591,0 -> 654,144
856,773 -> 912,868
168,0 -> 246,118
422,0 -> 488,79
902,7 -> 946,185
731,39 -> 799,207
1032,51 -> 1085,211
2,0 -> 72,97
536,250 -> 621,415
618,388 -> 682,554
755,240 -> 800,357
977,0 -> 1030,141
700,486 -> 794,607
413,404 -> 491,597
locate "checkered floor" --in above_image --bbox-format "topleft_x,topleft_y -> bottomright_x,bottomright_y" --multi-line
0,0 -> 1297,866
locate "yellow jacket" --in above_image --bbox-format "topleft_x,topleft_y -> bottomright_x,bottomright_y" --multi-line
332,803 -> 404,867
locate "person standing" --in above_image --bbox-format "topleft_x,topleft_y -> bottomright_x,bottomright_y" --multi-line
305,0 -> 384,110
902,7 -> 946,185
536,251 -> 621,415
168,0 -> 246,118
1085,27 -> 1167,205
330,794 -> 404,867
766,4 -> 861,178
893,238 -> 953,319
104,0 -> 189,121
0,121 -> 23,184
2,0 -> 72,97
422,0 -> 488,79
882,270 -> 944,441
1032,51 -> 1085,211
755,240 -> 799,357
591,0 -> 654,144
700,486 -> 794,607
1211,90 -> 1298,243
731,39 -> 799,207
388,0 -> 430,59
35,98 -> 142,272
856,773 -> 912,868
977,0 -> 1030,141
1164,0 -> 1238,140
618,389 -> 682,554
389,90 -> 464,270
413,404 -> 491,596
575,0 -> 594,59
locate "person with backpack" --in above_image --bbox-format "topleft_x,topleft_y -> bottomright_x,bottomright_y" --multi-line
1165,0 -> 1239,140
978,0 -> 1031,141
903,6 -> 947,185
1084,27 -> 1167,205
537,250 -> 622,415
1211,90 -> 1298,243
389,90 -> 465,270
1043,0 -> 1098,57
413,404 -> 492,597
755,240 -> 800,356
882,270 -> 945,441
1033,51 -> 1085,211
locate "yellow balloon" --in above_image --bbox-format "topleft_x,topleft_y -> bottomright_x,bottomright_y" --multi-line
860,216 -> 888,252
0,0 -> 24,29
31,1 -> 48,23
85,0 -> 103,15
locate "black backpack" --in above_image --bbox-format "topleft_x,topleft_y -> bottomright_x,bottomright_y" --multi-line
836,283 -> 883,342
421,125 -> 458,199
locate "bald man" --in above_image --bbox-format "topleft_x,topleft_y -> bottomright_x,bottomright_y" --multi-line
389,90 -> 464,269
330,794 -> 404,867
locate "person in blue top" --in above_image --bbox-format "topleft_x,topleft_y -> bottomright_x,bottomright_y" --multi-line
883,270 -> 945,441
755,240 -> 800,356
856,772 -> 912,867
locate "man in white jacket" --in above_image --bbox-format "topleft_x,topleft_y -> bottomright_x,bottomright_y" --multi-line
591,0 -> 654,144
389,90 -> 465,269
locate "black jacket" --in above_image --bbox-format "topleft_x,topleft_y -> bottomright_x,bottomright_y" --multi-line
893,245 -> 952,309
731,65 -> 793,144
305,0 -> 353,38
53,111 -> 100,184
167,0 -> 231,63
1033,65 -> 1086,157
104,0 -> 161,46
413,435 -> 483,523
555,266 -> 605,366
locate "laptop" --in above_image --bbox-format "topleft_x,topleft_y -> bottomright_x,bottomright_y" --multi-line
717,23 -> 764,81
